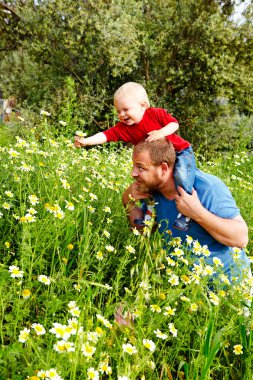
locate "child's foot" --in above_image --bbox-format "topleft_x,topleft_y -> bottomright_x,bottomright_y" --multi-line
134,218 -> 145,227
172,213 -> 191,231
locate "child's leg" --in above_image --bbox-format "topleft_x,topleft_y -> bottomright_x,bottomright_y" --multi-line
173,146 -> 196,231
174,146 -> 196,193
134,199 -> 148,226
134,197 -> 154,226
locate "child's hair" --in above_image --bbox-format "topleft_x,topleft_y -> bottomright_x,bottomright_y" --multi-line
114,82 -> 150,108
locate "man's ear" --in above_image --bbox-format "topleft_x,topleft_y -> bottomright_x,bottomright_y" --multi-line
160,162 -> 169,176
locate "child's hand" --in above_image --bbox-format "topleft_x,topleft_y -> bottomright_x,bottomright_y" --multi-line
74,136 -> 87,147
145,130 -> 164,142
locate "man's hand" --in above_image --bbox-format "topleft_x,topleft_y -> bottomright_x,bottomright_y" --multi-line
122,181 -> 150,207
122,182 -> 151,230
174,186 -> 203,220
145,130 -> 165,142
74,136 -> 87,147
174,186 -> 248,248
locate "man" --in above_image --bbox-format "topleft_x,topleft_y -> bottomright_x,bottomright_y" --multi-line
122,139 -> 250,282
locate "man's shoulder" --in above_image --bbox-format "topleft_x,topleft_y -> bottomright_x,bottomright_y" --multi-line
195,168 -> 222,185
194,169 -> 230,197
194,169 -> 238,215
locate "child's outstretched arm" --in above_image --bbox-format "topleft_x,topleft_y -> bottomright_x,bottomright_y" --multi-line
74,132 -> 107,147
145,122 -> 179,142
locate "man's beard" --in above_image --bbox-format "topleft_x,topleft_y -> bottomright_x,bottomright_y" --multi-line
136,177 -> 160,194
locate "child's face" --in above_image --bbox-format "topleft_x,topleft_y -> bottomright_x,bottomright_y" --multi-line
114,95 -> 146,125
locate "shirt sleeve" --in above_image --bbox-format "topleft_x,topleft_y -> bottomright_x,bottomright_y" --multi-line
202,181 -> 240,219
103,123 -> 122,142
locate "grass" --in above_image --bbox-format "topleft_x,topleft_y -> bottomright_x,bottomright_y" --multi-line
0,116 -> 252,380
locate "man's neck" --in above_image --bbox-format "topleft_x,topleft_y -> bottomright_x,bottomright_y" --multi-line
158,179 -> 177,200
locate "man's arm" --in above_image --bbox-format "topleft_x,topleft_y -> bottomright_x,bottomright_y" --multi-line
74,132 -> 107,147
145,122 -> 179,142
175,187 -> 248,248
122,182 -> 150,229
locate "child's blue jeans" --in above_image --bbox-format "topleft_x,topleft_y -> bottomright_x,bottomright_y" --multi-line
174,146 -> 196,194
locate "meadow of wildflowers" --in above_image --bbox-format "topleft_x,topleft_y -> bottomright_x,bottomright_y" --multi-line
0,116 -> 252,380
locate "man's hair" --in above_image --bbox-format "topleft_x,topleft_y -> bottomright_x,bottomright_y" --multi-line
134,139 -> 176,167
114,82 -> 150,107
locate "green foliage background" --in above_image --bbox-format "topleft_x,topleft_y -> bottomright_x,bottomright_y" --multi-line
1,0 -> 253,154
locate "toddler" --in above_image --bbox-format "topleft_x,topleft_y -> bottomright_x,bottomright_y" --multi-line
75,82 -> 196,231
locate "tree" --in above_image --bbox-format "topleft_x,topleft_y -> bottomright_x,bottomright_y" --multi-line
0,0 -> 252,152
0,0 -> 143,119
137,0 -> 253,147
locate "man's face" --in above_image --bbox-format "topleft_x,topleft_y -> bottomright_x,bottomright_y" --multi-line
131,149 -> 162,192
114,95 -> 146,125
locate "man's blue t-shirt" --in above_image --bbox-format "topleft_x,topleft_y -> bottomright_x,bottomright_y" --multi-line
152,169 -> 250,281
